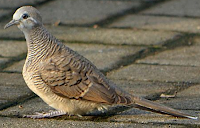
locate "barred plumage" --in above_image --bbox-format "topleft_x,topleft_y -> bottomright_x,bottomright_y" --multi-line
4,6 -> 197,119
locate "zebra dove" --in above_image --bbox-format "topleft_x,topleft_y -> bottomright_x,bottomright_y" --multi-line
4,6 -> 197,119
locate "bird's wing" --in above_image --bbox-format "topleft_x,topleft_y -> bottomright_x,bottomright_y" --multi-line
39,52 -> 132,105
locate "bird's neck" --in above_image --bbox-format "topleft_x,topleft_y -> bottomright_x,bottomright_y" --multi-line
24,25 -> 62,65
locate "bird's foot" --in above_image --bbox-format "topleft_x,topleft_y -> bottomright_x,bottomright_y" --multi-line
23,110 -> 67,119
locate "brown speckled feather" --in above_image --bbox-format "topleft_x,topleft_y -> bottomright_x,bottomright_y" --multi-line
39,48 -> 132,105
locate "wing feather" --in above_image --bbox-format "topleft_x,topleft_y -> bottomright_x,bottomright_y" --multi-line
39,52 -> 132,104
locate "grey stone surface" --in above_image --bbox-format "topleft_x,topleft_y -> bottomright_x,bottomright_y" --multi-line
0,82 -> 31,102
0,97 -> 52,117
0,58 -> 10,65
136,39 -> 200,66
177,84 -> 200,98
110,80 -> 175,98
0,73 -> 32,108
38,0 -> 140,25
0,9 -> 11,18
4,60 -> 25,73
194,37 -> 200,46
107,64 -> 200,83
0,26 -> 22,36
0,117 -> 182,128
158,84 -> 200,110
1,0 -> 200,127
109,113 -> 199,125
0,41 -> 26,57
110,15 -> 200,33
0,26 -> 181,46
160,95 -> 200,110
52,27 -> 180,46
0,0 -> 47,9
0,73 -> 25,85
142,0 -> 200,17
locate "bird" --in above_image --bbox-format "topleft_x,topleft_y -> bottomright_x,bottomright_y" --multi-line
4,6 -> 197,119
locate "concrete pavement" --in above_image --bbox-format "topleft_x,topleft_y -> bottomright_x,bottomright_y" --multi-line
0,0 -> 200,127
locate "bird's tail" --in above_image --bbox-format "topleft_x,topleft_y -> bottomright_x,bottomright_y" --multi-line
131,96 -> 198,120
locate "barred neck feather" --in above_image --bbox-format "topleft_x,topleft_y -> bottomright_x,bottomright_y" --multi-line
24,26 -> 63,67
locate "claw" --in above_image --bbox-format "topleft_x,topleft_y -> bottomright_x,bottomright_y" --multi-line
23,110 -> 67,119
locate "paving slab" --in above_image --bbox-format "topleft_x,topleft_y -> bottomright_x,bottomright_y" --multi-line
109,112 -> 199,125
141,0 -> 200,17
4,59 -> 25,73
0,0 -> 47,9
38,0 -> 140,25
52,27 -> 181,46
0,97 -> 52,117
0,26 -> 22,37
0,73 -> 32,109
0,9 -> 12,19
107,64 -> 200,83
0,0 -> 199,127
136,36 -> 200,67
0,117 -> 184,128
194,36 -> 200,46
0,83 -> 31,102
0,73 -> 25,86
110,15 -> 200,33
136,41 -> 200,66
158,84 -> 200,110
0,58 -> 10,66
110,80 -> 175,98
0,41 -> 26,57
1,26 -> 181,46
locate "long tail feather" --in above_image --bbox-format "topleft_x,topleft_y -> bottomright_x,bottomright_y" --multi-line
132,96 -> 198,120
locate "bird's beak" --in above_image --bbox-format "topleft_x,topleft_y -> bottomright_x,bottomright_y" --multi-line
4,19 -> 19,29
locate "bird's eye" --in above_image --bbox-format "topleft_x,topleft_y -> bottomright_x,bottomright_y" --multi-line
22,13 -> 29,19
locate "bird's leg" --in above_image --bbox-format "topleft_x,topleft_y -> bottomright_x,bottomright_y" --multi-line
23,110 -> 67,119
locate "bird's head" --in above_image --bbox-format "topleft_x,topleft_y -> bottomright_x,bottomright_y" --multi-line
4,6 -> 42,32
